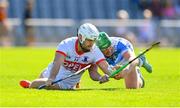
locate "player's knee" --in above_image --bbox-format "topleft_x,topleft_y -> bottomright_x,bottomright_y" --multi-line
127,65 -> 137,74
126,87 -> 138,89
126,85 -> 139,89
125,81 -> 141,89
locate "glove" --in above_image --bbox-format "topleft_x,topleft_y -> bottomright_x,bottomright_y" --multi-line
99,74 -> 109,84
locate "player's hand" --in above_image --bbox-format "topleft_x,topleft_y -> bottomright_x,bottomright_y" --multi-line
111,65 -> 123,80
113,65 -> 122,70
99,74 -> 109,84
108,65 -> 121,75
113,73 -> 123,80
46,78 -> 53,86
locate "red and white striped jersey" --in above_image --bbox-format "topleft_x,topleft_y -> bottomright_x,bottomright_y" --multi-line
56,37 -> 105,72
43,37 -> 105,89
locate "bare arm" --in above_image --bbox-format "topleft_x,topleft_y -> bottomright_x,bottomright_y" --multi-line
96,51 -> 138,80
123,51 -> 138,65
88,64 -> 101,81
46,52 -> 65,85
97,60 -> 112,76
114,51 -> 139,79
122,51 -> 139,72
98,60 -> 122,80
88,64 -> 110,83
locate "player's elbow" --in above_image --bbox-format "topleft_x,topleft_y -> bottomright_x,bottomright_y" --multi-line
89,73 -> 99,81
91,78 -> 98,81
90,76 -> 99,81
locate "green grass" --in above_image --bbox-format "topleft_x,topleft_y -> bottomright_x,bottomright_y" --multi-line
0,47 -> 180,107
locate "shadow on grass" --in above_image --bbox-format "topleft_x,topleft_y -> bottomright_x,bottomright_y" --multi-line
45,87 -> 124,91
76,87 -> 123,91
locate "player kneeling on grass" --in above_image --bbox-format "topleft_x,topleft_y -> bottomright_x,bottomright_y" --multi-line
19,23 -> 117,90
96,32 -> 152,89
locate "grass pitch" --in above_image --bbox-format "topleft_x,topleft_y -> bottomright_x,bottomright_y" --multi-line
0,47 -> 180,107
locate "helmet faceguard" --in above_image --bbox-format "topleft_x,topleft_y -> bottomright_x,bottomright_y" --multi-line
96,32 -> 111,50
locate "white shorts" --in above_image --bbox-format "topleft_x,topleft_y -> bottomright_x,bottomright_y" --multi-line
42,63 -> 82,89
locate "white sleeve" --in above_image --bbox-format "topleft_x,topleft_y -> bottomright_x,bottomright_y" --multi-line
56,40 -> 68,56
93,47 -> 106,64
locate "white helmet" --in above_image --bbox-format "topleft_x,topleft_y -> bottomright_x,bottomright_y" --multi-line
78,23 -> 99,43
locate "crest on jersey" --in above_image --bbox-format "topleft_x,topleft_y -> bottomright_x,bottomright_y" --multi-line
66,55 -> 71,59
82,56 -> 89,62
74,56 -> 80,61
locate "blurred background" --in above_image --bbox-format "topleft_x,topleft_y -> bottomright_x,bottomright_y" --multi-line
0,0 -> 180,47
